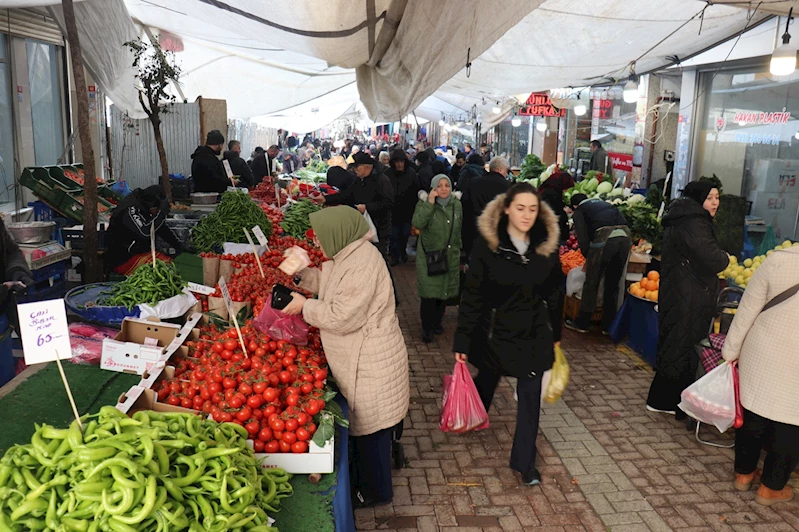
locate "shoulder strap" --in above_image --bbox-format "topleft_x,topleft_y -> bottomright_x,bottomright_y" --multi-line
761,283 -> 799,313
419,203 -> 456,252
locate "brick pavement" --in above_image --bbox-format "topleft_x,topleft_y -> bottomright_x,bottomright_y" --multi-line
355,261 -> 799,531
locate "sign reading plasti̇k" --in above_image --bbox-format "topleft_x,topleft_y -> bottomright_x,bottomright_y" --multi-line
18,299 -> 73,364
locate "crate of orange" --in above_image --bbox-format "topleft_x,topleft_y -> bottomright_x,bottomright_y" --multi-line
629,270 -> 659,302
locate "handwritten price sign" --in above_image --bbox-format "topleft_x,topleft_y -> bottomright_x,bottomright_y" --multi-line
18,299 -> 73,365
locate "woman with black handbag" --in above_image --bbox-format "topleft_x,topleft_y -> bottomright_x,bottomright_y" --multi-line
412,174 -> 462,343
453,182 -> 563,485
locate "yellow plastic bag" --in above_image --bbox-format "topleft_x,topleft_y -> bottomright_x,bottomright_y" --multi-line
543,345 -> 570,403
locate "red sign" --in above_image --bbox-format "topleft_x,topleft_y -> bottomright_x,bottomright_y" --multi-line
519,93 -> 565,117
592,99 -> 613,119
608,152 -> 633,172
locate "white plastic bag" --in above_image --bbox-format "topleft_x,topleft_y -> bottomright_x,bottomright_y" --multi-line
138,290 -> 198,320
363,210 -> 379,243
566,267 -> 586,297
223,242 -> 268,256
678,362 -> 736,433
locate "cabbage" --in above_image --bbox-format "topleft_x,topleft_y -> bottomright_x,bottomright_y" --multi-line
584,178 -> 599,193
627,194 -> 646,205
596,181 -> 613,195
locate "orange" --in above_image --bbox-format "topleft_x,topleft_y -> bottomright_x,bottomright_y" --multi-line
650,290 -> 659,302
645,290 -> 653,300
647,271 -> 660,282
641,279 -> 652,291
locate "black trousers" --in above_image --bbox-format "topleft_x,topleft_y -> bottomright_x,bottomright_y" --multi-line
372,240 -> 399,306
420,298 -> 446,334
735,407 -> 799,490
578,236 -> 632,331
350,425 -> 394,504
473,368 -> 543,476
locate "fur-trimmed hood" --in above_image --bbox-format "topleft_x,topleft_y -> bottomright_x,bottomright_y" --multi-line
477,194 -> 560,257
417,190 -> 462,202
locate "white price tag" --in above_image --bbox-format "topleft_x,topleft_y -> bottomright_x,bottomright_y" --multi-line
252,226 -> 269,248
187,282 -> 215,295
222,160 -> 234,179
18,299 -> 72,365
218,276 -> 233,312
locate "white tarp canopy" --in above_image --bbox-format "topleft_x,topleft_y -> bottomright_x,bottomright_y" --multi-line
13,0 -> 771,125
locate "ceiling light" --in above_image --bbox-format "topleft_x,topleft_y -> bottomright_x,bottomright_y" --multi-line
794,131 -> 799,140
574,104 -> 587,116
492,101 -> 501,114
444,124 -> 452,131
623,79 -> 639,103
511,115 -> 521,127
438,119 -> 445,126
771,9 -> 796,76
536,121 -> 548,132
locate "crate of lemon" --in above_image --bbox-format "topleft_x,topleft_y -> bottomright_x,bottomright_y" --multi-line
629,271 -> 660,302
721,240 -> 799,289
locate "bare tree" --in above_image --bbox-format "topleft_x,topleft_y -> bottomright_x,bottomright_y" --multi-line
61,0 -> 99,282
124,37 -> 181,201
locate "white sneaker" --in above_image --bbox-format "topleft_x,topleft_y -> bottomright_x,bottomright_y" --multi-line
646,404 -> 676,415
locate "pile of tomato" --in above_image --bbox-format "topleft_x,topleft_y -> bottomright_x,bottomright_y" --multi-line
260,204 -> 284,235
156,322 -> 330,454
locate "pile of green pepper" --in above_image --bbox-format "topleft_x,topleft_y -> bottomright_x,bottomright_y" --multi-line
192,192 -> 273,252
0,406 -> 292,531
104,260 -> 186,310
279,200 -> 321,239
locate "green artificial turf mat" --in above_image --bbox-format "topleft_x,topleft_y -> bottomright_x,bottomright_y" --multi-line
173,252 -> 204,284
271,470 -> 337,532
0,363 -> 140,453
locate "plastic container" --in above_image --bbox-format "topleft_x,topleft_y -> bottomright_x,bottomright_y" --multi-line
170,176 -> 195,199
64,282 -> 140,326
28,201 -> 56,222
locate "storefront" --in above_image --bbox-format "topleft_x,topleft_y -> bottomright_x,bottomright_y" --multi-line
694,62 -> 799,240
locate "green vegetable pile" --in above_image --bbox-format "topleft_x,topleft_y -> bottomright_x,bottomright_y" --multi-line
618,201 -> 664,254
517,154 -> 545,183
304,160 -> 328,174
0,406 -> 291,531
192,191 -> 272,252
104,260 -> 186,310
279,200 -> 321,239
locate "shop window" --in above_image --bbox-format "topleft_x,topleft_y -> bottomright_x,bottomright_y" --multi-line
0,36 -> 13,202
26,40 -> 64,167
697,66 -> 799,239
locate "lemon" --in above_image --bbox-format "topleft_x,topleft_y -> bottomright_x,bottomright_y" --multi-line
793,242 -> 799,247
783,240 -> 792,248
729,255 -> 738,264
767,250 -> 774,256
744,269 -> 753,278
775,245 -> 784,251
743,258 -> 753,267
735,275 -> 745,285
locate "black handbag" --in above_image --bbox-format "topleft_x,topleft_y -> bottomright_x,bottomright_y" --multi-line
420,204 -> 455,277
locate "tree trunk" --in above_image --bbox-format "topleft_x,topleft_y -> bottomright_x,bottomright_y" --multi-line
62,0 -> 99,282
151,113 -> 172,201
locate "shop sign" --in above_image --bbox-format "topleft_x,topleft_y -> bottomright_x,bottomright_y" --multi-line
779,175 -> 797,187
608,152 -> 633,172
592,99 -> 614,119
519,93 -> 565,117
735,133 -> 781,145
733,109 -> 791,125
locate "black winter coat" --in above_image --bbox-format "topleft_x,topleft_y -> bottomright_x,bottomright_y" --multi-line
417,162 -> 434,191
386,165 -> 420,225
656,199 -> 729,381
324,169 -> 394,241
572,198 -> 627,256
326,167 -> 355,192
540,189 -> 568,244
462,171 -> 510,258
223,151 -> 254,188
455,163 -> 486,192
454,196 -> 563,380
191,146 -> 228,193
251,153 -> 279,185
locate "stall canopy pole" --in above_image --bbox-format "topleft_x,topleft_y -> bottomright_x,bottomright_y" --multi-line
62,0 -> 100,283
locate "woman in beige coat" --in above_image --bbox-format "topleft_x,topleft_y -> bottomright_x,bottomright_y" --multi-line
722,244 -> 799,506
282,206 -> 409,508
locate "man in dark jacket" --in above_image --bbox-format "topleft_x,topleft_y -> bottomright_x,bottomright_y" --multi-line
450,152 -> 466,185
191,130 -> 230,193
320,151 -> 394,256
565,194 -> 630,334
223,141 -> 254,188
385,149 -> 419,265
326,165 -> 355,192
251,145 -> 280,185
462,156 -> 511,257
106,185 -> 182,274
415,151 -> 434,191
589,140 -> 611,173
457,153 -> 489,259
455,153 -> 486,192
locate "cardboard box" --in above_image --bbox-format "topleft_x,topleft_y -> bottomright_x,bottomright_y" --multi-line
101,313 -> 202,375
115,385 -> 198,416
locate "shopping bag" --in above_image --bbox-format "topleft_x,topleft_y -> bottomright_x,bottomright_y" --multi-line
363,210 -> 379,243
678,361 -> 736,432
543,345 -> 570,403
732,361 -> 744,429
253,295 -> 310,346
439,361 -> 489,433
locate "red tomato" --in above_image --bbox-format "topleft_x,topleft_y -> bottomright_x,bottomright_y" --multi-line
297,413 -> 309,426
212,410 -> 225,422
282,431 -> 297,444
286,394 -> 299,407
279,371 -> 292,384
264,405 -> 277,416
212,342 -> 224,353
314,369 -> 328,381
285,418 -> 299,432
307,422 -> 317,435
229,395 -> 244,409
279,441 -> 292,453
265,441 -> 280,453
223,377 -> 237,389
305,401 -> 321,416
291,441 -> 308,453
247,395 -> 263,409
224,340 -> 238,351
314,381 -> 325,390
273,430 -> 283,441
227,329 -> 239,339
301,383 -> 313,395
269,418 -> 285,432
167,395 -> 181,406
157,387 -> 169,401
245,421 -> 260,436
253,381 -> 267,394
258,427 -> 273,442
238,383 -> 253,396
248,341 -> 259,352
277,340 -> 288,350
253,439 -> 265,453
252,408 -> 263,419
255,348 -> 267,358
296,427 -> 310,441
219,412 -> 233,423
221,350 -> 233,361
236,407 -> 252,422
209,382 -> 222,394
263,388 -> 278,402
268,341 -> 277,352
300,374 -> 314,383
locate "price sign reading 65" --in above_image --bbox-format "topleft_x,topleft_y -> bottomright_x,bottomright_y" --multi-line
17,299 -> 73,365
37,334 -> 53,347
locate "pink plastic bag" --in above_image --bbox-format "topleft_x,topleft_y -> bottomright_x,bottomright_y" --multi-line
68,323 -> 119,365
439,361 -> 490,433
678,361 -> 736,433
252,295 -> 310,346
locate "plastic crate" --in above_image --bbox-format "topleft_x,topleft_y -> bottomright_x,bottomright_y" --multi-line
28,201 -> 56,222
62,226 -> 108,250
30,260 -> 68,283
170,177 -> 194,199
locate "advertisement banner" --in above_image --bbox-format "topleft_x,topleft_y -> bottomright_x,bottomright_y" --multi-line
608,152 -> 633,172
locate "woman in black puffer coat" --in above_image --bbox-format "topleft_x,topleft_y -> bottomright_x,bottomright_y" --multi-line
647,181 -> 729,418
454,183 -> 563,486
